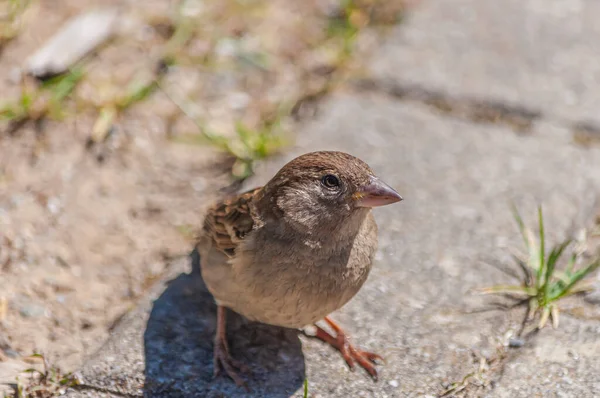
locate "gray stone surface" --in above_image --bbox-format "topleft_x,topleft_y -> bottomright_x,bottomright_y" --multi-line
491,314 -> 600,398
369,0 -> 600,125
68,91 -> 600,397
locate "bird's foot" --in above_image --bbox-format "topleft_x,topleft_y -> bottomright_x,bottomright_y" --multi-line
311,317 -> 384,381
213,338 -> 250,390
213,305 -> 250,390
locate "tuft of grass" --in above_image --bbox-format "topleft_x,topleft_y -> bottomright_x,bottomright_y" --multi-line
1,66 -> 159,140
476,205 -> 600,330
175,118 -> 288,180
164,86 -> 289,180
12,353 -> 80,397
439,345 -> 508,397
0,66 -> 85,130
440,357 -> 489,396
326,0 -> 408,62
90,74 -> 160,144
303,378 -> 309,398
326,0 -> 363,60
227,119 -> 288,180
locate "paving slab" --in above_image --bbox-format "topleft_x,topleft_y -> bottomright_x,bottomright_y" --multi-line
368,0 -> 600,125
67,91 -> 600,397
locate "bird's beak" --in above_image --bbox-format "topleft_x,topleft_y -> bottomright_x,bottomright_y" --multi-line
354,177 -> 403,208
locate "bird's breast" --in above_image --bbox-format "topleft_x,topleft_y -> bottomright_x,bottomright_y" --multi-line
221,216 -> 378,328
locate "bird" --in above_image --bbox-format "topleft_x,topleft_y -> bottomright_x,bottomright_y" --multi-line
197,151 -> 403,388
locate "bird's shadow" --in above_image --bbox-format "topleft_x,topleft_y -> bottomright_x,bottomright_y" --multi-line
143,250 -> 306,397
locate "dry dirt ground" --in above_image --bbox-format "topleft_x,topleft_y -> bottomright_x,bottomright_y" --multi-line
0,0 -> 224,373
0,0 -> 409,379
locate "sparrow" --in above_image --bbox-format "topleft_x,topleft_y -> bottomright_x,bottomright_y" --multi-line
197,151 -> 403,388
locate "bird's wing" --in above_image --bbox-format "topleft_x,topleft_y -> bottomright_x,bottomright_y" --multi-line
201,187 -> 262,258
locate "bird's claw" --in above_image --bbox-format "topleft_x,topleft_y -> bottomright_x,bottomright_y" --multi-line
311,317 -> 383,381
340,344 -> 381,381
213,341 -> 249,390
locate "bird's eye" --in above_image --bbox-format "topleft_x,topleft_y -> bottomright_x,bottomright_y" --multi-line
321,174 -> 340,189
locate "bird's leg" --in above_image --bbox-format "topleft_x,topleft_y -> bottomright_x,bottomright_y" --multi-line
213,305 -> 250,389
311,316 -> 384,381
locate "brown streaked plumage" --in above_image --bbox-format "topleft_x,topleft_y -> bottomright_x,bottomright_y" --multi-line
197,151 -> 402,388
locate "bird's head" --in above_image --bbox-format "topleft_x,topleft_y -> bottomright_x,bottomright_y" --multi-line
258,151 -> 402,237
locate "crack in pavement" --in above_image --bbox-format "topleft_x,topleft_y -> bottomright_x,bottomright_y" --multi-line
351,78 -> 541,133
349,78 -> 600,147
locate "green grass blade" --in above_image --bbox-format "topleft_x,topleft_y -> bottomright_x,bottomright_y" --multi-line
564,281 -> 595,295
118,79 -> 157,110
511,204 -> 541,276
510,202 -> 530,251
551,270 -> 571,285
550,257 -> 600,301
42,66 -> 85,101
234,121 -> 252,145
303,378 -> 309,398
537,206 -> 545,289
566,252 -> 576,275
54,68 -> 84,101
473,285 -> 536,296
19,92 -> 33,110
542,239 -> 571,302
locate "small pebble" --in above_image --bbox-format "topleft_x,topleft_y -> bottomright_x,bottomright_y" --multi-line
191,178 -> 206,192
303,324 -> 317,336
563,376 -> 573,385
388,380 -> 399,388
3,348 -> 19,358
47,197 -> 62,214
81,320 -> 93,330
508,338 -> 525,348
26,9 -> 119,77
19,303 -> 46,318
